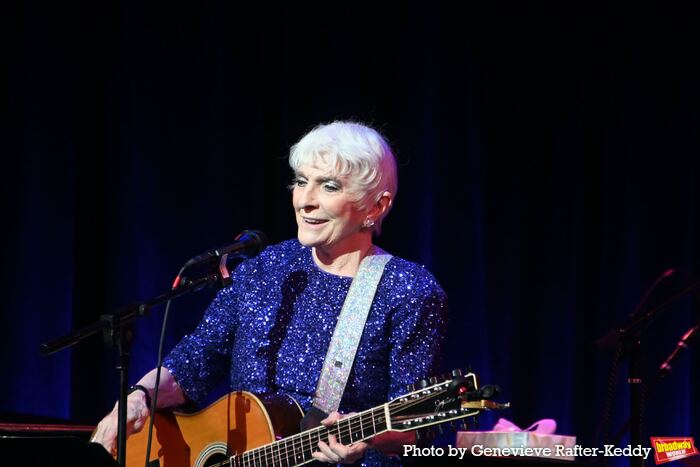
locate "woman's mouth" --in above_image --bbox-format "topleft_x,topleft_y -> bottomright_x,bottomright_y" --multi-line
302,217 -> 328,225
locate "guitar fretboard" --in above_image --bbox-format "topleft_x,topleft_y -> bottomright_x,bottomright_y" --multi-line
229,404 -> 389,467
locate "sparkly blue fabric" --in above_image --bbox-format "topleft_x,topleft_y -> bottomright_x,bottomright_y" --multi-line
163,239 -> 447,466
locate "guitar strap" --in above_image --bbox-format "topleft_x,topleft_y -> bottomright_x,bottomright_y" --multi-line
310,248 -> 392,416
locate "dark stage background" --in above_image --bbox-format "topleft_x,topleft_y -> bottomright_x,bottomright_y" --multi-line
2,0 -> 698,455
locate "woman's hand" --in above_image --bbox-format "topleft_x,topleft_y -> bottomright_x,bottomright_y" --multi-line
90,367 -> 185,456
312,411 -> 369,464
91,390 -> 150,456
312,411 -> 417,463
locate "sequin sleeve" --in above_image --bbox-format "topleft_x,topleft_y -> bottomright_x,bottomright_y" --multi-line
162,270 -> 243,404
387,266 -> 448,399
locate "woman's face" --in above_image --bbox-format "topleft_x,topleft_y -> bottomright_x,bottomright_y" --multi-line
292,163 -> 371,254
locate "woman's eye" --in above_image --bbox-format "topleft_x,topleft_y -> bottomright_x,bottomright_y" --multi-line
293,178 -> 307,187
323,182 -> 340,192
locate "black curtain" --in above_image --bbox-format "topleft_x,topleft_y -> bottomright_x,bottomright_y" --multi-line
2,1 -> 697,448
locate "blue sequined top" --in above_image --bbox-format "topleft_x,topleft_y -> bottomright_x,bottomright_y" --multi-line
163,239 -> 447,463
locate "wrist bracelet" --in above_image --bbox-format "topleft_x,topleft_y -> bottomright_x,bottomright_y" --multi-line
128,384 -> 152,410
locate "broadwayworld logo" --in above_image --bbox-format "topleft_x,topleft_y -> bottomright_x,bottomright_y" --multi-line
651,437 -> 698,465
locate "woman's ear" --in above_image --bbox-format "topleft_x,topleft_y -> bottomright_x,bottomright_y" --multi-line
369,191 -> 393,220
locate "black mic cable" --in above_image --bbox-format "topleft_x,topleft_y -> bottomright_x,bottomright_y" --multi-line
143,263 -> 184,467
143,230 -> 267,467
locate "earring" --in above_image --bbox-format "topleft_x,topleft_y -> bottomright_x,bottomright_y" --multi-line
363,218 -> 375,228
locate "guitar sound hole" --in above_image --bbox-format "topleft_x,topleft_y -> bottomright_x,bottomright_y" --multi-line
203,453 -> 229,466
196,442 -> 231,467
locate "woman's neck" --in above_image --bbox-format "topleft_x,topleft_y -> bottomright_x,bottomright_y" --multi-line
312,240 -> 375,277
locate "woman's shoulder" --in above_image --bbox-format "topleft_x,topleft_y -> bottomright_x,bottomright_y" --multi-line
219,239 -> 307,298
236,238 -> 308,273
382,253 -> 446,298
261,238 -> 308,261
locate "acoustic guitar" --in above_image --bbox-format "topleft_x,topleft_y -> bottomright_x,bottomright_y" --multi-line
125,372 -> 507,466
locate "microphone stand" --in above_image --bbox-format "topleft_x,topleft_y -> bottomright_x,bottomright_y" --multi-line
596,278 -> 700,467
611,324 -> 698,446
628,332 -> 643,467
40,271 -> 228,467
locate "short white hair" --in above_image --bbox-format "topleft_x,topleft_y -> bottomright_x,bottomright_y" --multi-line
289,121 -> 398,231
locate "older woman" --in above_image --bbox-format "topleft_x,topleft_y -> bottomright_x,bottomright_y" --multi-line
93,121 -> 447,465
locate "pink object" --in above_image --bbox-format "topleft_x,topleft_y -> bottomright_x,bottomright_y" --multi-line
493,418 -> 557,435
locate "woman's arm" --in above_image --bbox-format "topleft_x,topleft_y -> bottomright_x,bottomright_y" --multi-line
91,367 -> 186,455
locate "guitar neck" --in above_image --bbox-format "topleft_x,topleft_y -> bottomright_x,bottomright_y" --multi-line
124,375 -> 498,467
234,404 -> 390,467
225,373 -> 497,467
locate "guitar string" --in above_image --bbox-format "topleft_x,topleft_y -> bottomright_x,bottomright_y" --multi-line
213,394 -> 458,467
211,410 -> 390,467
232,398 -> 414,466
207,391 -> 457,467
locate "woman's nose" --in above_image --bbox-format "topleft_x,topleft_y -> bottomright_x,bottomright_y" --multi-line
296,185 -> 318,209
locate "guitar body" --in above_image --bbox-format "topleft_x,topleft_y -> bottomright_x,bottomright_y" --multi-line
125,391 -> 304,467
121,373 -> 504,467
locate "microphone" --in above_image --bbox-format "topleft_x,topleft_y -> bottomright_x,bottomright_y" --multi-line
183,230 -> 268,268
659,324 -> 698,376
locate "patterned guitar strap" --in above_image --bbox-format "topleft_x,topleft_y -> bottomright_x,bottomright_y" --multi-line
301,248 -> 392,429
